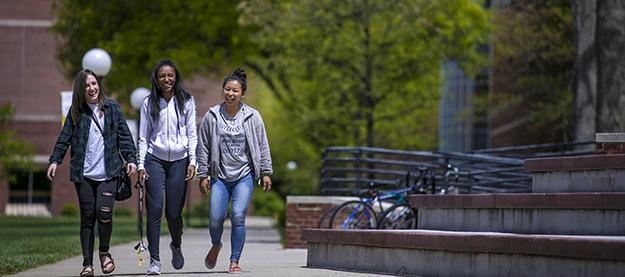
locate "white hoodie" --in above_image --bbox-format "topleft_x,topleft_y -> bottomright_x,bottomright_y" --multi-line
137,96 -> 197,170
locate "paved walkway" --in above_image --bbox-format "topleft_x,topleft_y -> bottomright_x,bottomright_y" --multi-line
11,217 -> 389,276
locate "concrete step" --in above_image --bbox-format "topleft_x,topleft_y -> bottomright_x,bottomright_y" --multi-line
524,154 -> 625,192
409,193 -> 625,236
303,229 -> 625,277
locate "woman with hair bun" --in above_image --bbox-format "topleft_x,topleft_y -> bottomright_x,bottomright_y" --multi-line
197,68 -> 273,273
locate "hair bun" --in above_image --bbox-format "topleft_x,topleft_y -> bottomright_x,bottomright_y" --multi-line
233,68 -> 247,81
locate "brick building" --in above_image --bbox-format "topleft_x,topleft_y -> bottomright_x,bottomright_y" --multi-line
0,0 -> 222,215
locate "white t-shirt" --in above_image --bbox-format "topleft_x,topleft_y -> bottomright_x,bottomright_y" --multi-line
83,104 -> 107,181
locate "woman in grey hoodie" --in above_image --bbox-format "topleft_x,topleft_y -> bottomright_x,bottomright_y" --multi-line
197,68 -> 273,274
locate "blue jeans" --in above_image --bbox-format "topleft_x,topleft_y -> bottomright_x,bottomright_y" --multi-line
209,173 -> 254,262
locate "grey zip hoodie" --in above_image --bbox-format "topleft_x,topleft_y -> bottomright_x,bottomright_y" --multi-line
197,103 -> 273,181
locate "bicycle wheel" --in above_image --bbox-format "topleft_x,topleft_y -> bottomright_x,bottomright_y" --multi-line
329,200 -> 378,229
378,204 -> 417,229
317,206 -> 337,228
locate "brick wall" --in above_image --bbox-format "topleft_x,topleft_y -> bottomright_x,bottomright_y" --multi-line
285,196 -> 357,248
0,177 -> 7,214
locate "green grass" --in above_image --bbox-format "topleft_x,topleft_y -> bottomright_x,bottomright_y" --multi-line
0,198 -> 286,275
0,215 -> 141,275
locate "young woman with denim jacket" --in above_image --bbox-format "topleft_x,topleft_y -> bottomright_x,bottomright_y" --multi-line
137,59 -> 197,275
197,68 -> 273,274
47,69 -> 137,277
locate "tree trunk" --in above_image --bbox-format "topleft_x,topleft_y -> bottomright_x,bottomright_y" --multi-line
573,0 -> 625,139
572,0 -> 597,141
596,0 -> 625,132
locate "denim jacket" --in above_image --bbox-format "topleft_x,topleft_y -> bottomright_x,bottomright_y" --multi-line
49,99 -> 137,183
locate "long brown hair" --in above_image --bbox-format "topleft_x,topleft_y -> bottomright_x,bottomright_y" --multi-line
70,69 -> 106,125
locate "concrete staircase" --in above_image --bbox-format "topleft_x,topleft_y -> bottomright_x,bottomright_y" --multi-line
302,154 -> 625,276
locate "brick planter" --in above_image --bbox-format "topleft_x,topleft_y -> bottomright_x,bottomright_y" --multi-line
285,196 -> 357,248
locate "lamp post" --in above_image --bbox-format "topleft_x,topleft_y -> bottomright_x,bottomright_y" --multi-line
131,87 -> 151,110
287,160 -> 298,171
82,48 -> 112,76
129,87 -> 150,146
62,48 -> 113,126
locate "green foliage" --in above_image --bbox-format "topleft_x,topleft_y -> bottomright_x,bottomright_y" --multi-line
52,0 -> 253,108
490,0 -> 574,142
0,216 -> 137,275
59,202 -> 79,216
0,104 -> 34,182
241,0 -> 489,195
241,0 -> 489,150
251,187 -> 284,218
52,0 -> 489,196
247,78 -> 321,196
113,207 -> 132,216
190,198 -> 210,218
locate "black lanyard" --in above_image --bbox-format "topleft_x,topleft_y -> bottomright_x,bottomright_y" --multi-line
90,110 -> 104,134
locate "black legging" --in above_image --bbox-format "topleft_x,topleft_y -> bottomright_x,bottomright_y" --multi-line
144,153 -> 189,262
74,178 -> 116,267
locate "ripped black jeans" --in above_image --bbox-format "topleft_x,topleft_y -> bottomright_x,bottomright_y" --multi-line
74,178 -> 116,267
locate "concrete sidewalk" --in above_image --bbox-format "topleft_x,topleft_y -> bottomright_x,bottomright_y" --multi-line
10,217 -> 389,276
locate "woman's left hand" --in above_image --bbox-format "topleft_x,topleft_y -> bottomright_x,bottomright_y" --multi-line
262,175 -> 272,192
126,163 -> 137,175
186,164 -> 196,181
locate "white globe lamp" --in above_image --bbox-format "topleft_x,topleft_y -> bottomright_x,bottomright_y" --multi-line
131,87 -> 151,110
82,48 -> 112,76
287,160 -> 298,171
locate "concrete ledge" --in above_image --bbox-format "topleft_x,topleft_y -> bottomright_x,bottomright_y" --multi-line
286,195 -> 357,205
409,194 -> 625,235
302,229 -> 625,261
307,242 -> 625,277
408,193 -> 625,209
532,170 -> 625,192
524,154 -> 625,172
596,133 -> 625,143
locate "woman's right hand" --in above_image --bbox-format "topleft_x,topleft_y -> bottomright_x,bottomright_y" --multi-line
199,178 -> 210,196
138,169 -> 149,183
46,163 -> 57,182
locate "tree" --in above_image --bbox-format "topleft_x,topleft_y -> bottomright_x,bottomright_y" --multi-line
52,0 -> 252,106
0,104 -> 34,181
572,0 -> 625,141
52,0 -> 489,195
490,0 -> 575,144
241,0 -> 489,149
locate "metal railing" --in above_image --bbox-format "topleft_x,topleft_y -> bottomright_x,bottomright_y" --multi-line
320,141 -> 594,195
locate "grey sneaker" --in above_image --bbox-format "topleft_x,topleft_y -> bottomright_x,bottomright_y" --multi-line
170,242 -> 184,270
147,259 -> 161,275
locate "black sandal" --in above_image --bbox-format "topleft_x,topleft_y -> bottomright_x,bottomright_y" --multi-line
99,252 -> 115,274
79,266 -> 94,277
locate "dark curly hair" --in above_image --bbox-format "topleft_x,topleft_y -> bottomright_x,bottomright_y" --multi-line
222,68 -> 247,92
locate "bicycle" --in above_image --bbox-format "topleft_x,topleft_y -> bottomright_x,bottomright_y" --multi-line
328,168 -> 430,230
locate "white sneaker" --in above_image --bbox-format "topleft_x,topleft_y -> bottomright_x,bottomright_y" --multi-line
147,259 -> 161,275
